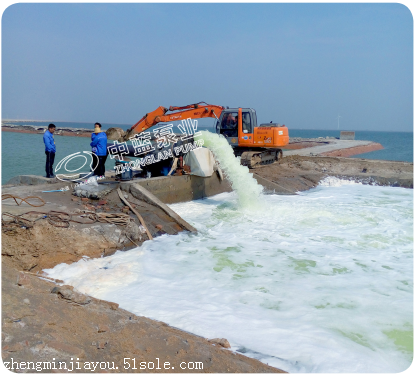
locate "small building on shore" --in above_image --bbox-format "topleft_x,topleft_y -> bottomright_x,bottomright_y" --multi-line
340,131 -> 355,140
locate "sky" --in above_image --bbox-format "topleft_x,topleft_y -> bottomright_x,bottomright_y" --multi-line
1,3 -> 413,131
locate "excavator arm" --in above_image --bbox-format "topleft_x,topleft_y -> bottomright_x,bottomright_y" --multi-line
124,102 -> 225,141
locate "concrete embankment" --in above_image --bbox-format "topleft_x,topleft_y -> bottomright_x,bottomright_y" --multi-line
284,138 -> 384,157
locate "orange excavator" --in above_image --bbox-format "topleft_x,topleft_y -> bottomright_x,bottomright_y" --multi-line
123,102 -> 289,168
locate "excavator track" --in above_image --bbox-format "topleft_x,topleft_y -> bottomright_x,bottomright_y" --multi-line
240,149 -> 283,169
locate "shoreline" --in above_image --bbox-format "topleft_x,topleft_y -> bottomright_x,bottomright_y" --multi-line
284,138 -> 384,158
2,124 -> 94,138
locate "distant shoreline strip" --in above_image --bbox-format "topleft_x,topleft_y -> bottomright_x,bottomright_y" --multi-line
1,125 -> 92,138
320,143 -> 384,157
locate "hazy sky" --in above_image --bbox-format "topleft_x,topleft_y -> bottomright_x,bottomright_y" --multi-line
2,3 -> 413,131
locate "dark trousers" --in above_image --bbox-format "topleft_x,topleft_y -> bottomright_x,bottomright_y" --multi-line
94,155 -> 108,177
45,151 -> 55,177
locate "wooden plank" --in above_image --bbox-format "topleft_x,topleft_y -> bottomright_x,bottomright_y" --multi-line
117,188 -> 153,241
128,183 -> 197,233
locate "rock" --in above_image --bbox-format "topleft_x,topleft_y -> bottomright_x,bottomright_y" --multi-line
155,224 -> 163,230
2,342 -> 24,352
122,206 -> 130,213
98,199 -> 107,205
51,286 -> 91,305
81,197 -> 89,202
23,298 -> 30,305
124,221 -> 143,242
208,338 -> 231,348
74,184 -> 115,200
106,127 -> 125,141
108,302 -> 119,310
97,324 -> 109,333
47,340 -> 85,358
96,300 -> 119,311
71,197 -> 79,202
97,341 -> 107,349
16,272 -> 31,287
2,333 -> 13,343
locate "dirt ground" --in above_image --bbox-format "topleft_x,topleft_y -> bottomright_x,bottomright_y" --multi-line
251,155 -> 413,194
2,155 -> 412,373
2,265 -> 282,373
1,183 -> 187,273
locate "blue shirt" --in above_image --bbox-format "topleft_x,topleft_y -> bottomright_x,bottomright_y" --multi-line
91,132 -> 108,156
43,130 -> 56,153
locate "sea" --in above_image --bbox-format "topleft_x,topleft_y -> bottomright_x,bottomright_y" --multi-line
2,122 -> 414,372
1,120 -> 413,184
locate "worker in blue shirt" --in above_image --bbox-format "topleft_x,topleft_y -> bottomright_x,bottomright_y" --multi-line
90,122 -> 108,177
43,124 -> 56,178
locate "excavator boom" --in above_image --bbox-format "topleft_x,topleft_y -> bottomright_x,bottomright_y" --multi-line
124,102 -> 224,140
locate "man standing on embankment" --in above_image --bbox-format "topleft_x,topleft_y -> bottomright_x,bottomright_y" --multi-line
43,123 -> 56,178
90,122 -> 108,177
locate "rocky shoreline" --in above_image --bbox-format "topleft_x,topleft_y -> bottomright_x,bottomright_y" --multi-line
2,123 -> 94,137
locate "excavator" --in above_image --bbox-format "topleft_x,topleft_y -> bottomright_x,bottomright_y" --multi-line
121,102 -> 289,169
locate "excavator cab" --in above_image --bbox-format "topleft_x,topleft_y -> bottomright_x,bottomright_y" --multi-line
216,108 -> 257,146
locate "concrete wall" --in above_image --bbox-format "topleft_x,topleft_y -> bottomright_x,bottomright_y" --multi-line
5,175 -> 54,186
121,172 -> 232,204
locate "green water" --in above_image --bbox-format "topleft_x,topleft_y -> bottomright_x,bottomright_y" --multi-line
1,132 -> 117,184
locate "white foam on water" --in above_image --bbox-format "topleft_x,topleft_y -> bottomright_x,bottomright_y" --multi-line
197,131 -> 263,208
45,183 -> 413,373
319,176 -> 362,187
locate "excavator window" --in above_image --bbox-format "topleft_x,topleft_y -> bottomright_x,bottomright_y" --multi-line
220,112 -> 238,138
242,112 -> 252,133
